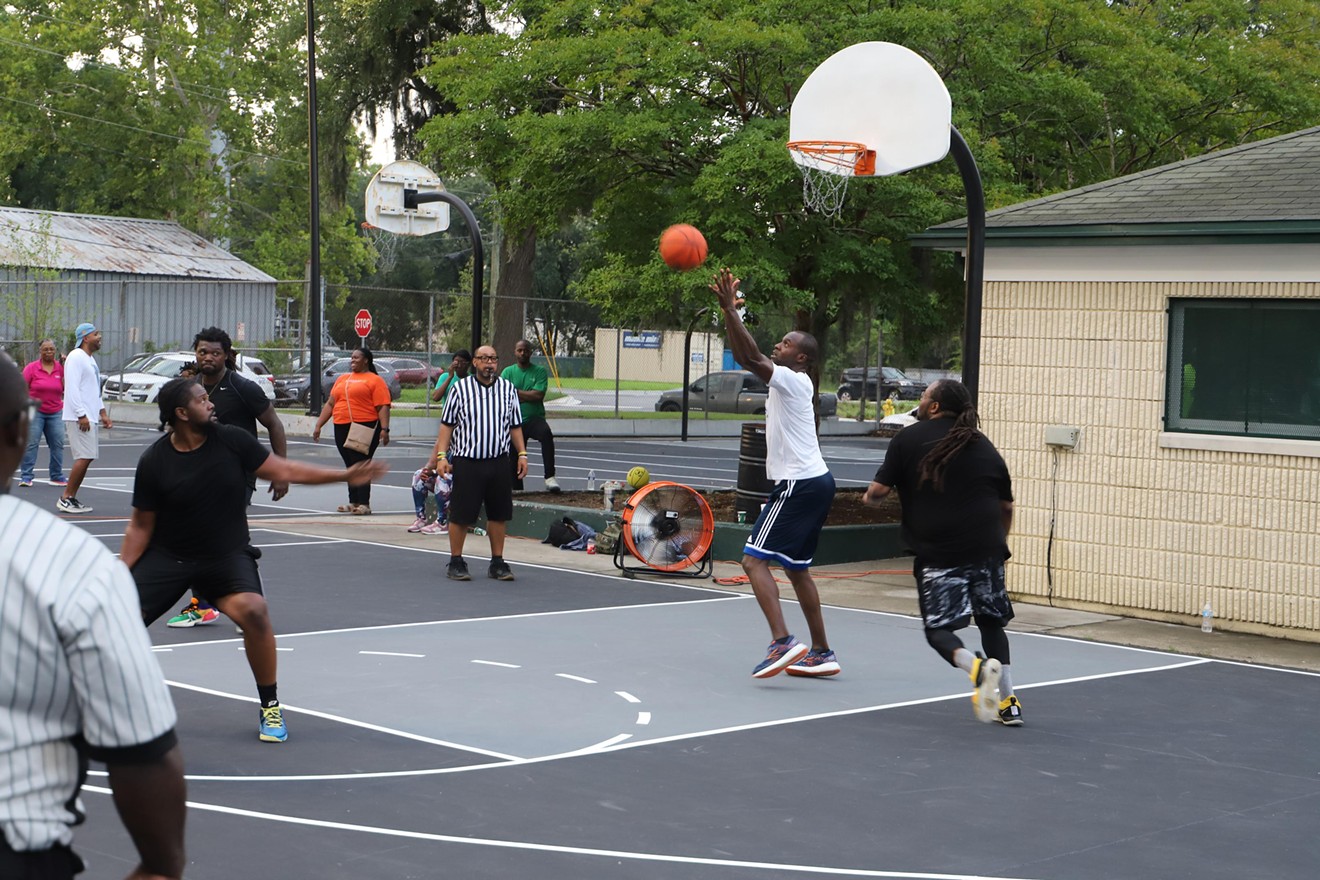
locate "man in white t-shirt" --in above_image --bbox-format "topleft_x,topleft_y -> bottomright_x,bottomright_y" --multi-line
58,322 -> 112,515
711,268 -> 839,679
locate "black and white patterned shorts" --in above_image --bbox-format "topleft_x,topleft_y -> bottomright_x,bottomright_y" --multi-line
915,558 -> 1014,630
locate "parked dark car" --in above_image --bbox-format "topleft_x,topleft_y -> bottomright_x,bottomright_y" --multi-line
378,356 -> 443,388
319,356 -> 401,401
274,358 -> 402,407
655,370 -> 838,417
836,366 -> 923,401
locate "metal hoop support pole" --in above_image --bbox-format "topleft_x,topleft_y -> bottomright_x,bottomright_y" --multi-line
949,126 -> 986,405
407,190 -> 485,352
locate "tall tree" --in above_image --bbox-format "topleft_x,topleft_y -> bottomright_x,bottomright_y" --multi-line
417,0 -> 1320,367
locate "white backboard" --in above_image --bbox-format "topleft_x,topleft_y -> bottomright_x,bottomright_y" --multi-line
364,160 -> 450,236
789,42 -> 951,177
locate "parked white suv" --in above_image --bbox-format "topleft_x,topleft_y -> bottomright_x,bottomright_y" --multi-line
102,351 -> 276,403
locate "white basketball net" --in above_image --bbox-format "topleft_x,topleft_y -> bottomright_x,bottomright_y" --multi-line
362,223 -> 404,273
788,141 -> 868,220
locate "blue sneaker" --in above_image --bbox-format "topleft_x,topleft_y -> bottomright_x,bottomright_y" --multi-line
259,704 -> 288,743
751,636 -> 808,679
786,648 -> 841,677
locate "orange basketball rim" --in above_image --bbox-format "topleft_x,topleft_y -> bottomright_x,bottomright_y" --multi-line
620,481 -> 715,572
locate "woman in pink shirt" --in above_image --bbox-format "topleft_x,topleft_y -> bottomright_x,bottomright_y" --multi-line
20,338 -> 67,487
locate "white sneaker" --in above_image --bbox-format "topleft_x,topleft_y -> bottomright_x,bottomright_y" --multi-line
57,497 -> 93,514
544,476 -> 562,493
971,654 -> 1002,723
407,515 -> 426,533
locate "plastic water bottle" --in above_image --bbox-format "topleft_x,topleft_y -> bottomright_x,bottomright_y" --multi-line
587,469 -> 596,491
470,525 -> 487,537
1200,601 -> 1214,633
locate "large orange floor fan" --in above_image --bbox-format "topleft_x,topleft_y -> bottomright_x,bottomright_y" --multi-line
613,481 -> 715,579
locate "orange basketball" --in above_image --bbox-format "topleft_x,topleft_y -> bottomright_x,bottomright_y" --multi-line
659,224 -> 708,272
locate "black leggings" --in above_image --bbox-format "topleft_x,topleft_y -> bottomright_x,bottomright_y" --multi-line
512,417 -> 556,489
926,615 -> 1011,668
333,420 -> 380,505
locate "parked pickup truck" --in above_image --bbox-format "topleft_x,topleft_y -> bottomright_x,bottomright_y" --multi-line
837,366 -> 923,401
655,370 -> 838,417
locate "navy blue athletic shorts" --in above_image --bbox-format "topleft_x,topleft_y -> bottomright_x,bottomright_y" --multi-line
743,471 -> 835,570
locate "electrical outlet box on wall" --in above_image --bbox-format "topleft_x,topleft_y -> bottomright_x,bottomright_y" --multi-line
1045,426 -> 1080,449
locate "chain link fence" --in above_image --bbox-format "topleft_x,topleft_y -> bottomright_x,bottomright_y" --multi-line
2,278 -> 951,421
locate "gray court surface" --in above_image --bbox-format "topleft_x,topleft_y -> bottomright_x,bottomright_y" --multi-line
21,430 -> 1320,879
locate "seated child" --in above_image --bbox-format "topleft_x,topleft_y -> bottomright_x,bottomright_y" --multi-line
408,466 -> 452,535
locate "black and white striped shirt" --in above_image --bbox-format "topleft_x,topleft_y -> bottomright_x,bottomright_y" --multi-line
440,375 -> 523,460
1,495 -> 178,851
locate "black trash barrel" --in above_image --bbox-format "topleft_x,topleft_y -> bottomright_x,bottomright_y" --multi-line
735,422 -> 772,520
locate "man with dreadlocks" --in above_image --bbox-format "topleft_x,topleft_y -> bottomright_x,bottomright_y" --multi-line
121,377 -> 388,743
864,379 -> 1023,725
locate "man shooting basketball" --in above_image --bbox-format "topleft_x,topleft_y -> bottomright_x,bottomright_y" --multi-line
711,268 -> 839,679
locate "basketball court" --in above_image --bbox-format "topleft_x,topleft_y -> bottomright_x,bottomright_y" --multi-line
22,427 -> 1316,880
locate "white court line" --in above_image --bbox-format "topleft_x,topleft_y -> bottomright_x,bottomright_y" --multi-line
163,679 -> 519,761
279,528 -> 743,596
149,594 -> 748,649
78,785 -> 1044,880
636,712 -> 651,725
147,658 -> 1217,784
614,691 -> 640,703
361,651 -> 425,658
472,659 -> 521,668
556,673 -> 596,684
239,647 -> 293,652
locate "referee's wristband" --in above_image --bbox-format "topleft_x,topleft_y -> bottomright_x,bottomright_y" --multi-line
517,451 -> 528,457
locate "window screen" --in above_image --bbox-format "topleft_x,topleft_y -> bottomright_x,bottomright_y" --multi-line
1166,299 -> 1320,440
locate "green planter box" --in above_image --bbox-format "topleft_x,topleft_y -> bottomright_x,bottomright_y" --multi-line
509,499 -> 904,566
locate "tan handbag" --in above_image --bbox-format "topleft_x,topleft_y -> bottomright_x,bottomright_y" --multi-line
342,379 -> 376,455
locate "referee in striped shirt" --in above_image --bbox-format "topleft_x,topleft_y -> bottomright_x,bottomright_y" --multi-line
0,354 -> 186,879
428,344 -> 527,581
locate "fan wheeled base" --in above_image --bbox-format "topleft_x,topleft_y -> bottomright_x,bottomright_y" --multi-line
612,541 -> 713,579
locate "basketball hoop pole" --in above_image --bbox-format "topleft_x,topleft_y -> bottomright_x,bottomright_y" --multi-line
406,190 -> 484,352
948,127 -> 986,404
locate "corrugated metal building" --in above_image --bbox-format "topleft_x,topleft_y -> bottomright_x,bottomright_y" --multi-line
0,206 -> 277,367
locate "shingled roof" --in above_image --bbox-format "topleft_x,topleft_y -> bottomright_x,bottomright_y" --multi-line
914,126 -> 1320,246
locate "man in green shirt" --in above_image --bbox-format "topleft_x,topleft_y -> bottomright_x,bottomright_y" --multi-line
501,339 -> 560,493
431,350 -> 472,409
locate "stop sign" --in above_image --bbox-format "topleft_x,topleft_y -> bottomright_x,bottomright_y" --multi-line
354,309 -> 372,338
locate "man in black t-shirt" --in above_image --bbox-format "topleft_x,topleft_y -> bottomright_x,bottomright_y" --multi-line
866,379 -> 1023,726
120,378 -> 387,743
166,327 -> 292,628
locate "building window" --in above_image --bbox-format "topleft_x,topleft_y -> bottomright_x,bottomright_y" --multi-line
1166,298 -> 1320,440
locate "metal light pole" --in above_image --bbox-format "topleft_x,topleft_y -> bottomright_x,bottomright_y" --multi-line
305,0 -> 323,414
